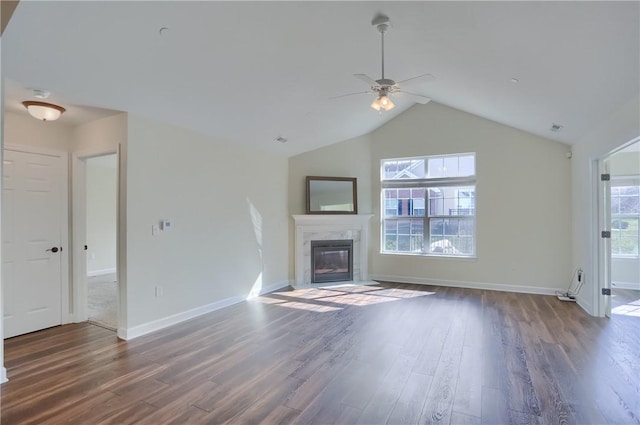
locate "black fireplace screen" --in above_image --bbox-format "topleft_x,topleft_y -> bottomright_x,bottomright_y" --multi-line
311,240 -> 353,283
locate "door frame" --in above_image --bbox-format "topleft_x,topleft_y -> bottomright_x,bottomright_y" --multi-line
3,143 -> 71,324
71,148 -> 118,325
595,136 -> 640,317
596,158 -> 612,317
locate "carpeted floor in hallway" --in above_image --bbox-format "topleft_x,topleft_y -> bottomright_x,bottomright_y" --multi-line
87,273 -> 117,330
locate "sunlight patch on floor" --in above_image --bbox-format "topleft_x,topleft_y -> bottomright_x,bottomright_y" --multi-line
252,284 -> 435,312
612,297 -> 640,317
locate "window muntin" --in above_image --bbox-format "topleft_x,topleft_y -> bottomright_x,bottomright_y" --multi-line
381,153 -> 476,257
611,181 -> 640,257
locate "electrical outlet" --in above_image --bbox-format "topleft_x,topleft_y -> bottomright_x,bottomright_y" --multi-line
155,286 -> 163,297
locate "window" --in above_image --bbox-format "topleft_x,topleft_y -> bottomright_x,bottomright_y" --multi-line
611,177 -> 640,257
381,153 -> 476,256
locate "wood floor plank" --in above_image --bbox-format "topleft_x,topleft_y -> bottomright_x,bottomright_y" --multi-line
386,371 -> 432,425
2,282 -> 639,425
418,305 -> 466,425
481,387 -> 509,425
517,320 -> 576,425
357,352 -> 416,424
450,411 -> 481,425
452,344 -> 483,418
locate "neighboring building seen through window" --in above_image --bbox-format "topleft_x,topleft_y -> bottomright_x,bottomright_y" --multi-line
611,178 -> 640,257
381,153 -> 476,256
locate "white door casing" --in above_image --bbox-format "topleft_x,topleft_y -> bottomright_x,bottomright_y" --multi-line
71,148 -> 119,327
598,158 -> 612,318
3,145 -> 69,338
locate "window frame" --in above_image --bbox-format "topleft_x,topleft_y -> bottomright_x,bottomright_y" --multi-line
380,154 -> 477,258
610,175 -> 640,259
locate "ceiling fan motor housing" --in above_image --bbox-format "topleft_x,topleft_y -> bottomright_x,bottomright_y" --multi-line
376,78 -> 396,88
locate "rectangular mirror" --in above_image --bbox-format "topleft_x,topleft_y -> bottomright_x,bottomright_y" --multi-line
306,176 -> 358,214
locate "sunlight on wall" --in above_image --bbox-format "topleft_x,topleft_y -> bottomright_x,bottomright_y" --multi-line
246,198 -> 263,299
247,272 -> 263,300
247,198 -> 263,248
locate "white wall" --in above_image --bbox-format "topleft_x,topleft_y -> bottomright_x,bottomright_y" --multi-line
572,94 -> 640,315
371,103 -> 572,292
289,102 -> 572,293
124,114 -> 289,330
4,111 -> 74,151
86,155 -> 117,275
288,134 -> 373,277
610,149 -> 640,175
72,113 -> 126,154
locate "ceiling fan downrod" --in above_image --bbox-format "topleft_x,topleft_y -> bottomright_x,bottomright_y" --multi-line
372,14 -> 391,80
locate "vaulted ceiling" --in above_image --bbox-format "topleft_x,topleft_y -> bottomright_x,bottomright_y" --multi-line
3,1 -> 638,156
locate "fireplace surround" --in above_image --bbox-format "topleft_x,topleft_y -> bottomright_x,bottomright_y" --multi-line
292,214 -> 373,288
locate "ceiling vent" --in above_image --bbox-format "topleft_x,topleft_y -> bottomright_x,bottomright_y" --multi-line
550,123 -> 563,132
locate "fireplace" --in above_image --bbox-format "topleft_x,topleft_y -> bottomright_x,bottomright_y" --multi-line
292,214 -> 372,287
311,240 -> 353,283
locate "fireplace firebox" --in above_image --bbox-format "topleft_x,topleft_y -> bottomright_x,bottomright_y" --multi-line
311,240 -> 353,283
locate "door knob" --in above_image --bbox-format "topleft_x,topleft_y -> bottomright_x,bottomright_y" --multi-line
46,247 -> 59,253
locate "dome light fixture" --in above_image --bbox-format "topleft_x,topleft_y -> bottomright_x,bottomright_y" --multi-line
22,101 -> 66,121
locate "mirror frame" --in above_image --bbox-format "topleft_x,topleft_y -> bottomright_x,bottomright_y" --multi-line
306,176 -> 358,215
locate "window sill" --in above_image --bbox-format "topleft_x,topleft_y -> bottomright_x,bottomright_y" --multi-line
380,251 -> 477,260
612,255 -> 639,260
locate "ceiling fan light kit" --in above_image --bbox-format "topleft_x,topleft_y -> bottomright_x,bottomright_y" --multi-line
22,101 -> 66,121
371,94 -> 395,111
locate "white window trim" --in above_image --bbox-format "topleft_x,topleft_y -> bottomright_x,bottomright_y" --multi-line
380,154 -> 477,258
610,175 -> 639,259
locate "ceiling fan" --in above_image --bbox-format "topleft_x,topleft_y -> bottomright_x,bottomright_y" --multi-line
333,14 -> 434,112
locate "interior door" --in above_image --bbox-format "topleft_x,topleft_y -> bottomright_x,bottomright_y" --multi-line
3,148 -> 64,338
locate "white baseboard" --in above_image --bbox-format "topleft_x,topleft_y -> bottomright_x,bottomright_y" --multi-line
1,367 -> 7,384
87,268 -> 117,277
576,296 -> 595,316
118,280 -> 292,341
257,280 -> 291,296
371,274 -> 561,296
612,281 -> 640,290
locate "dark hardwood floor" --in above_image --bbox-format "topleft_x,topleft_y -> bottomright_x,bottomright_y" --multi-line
2,282 -> 639,424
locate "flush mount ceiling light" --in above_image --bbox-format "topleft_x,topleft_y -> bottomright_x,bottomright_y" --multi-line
22,101 -> 66,121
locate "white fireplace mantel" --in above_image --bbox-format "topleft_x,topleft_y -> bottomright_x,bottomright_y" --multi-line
292,214 -> 373,288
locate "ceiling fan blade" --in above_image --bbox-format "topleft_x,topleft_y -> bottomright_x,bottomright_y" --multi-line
396,73 -> 435,86
329,90 -> 372,100
353,74 -> 378,86
394,90 -> 432,104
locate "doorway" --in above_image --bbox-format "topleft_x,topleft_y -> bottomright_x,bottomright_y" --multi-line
608,140 -> 640,318
84,154 -> 118,330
